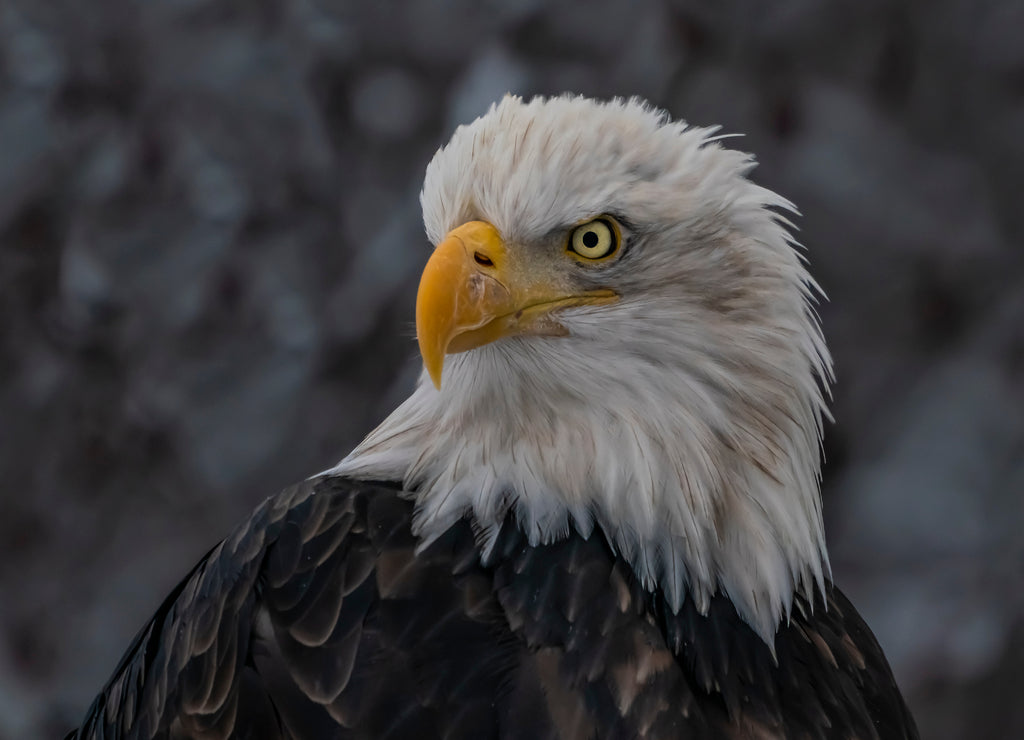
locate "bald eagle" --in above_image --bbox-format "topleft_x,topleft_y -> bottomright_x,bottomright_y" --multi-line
68,95 -> 919,739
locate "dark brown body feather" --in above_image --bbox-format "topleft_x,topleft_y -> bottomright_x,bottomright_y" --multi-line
67,476 -> 918,740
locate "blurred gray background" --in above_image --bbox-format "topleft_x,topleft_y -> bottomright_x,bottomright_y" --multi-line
1,0 -> 1022,737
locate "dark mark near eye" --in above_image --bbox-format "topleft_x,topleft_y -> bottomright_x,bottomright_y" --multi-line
474,252 -> 494,267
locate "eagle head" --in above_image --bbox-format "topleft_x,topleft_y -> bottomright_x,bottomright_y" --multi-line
331,94 -> 833,643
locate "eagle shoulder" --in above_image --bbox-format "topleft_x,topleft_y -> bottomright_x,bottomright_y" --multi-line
68,476 -> 917,740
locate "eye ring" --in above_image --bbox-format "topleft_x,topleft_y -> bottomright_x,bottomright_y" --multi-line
567,217 -> 621,261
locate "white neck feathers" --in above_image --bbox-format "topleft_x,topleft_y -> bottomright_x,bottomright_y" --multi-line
327,95 -> 833,644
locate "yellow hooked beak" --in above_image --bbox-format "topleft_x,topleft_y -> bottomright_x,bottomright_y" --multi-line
415,221 -> 617,389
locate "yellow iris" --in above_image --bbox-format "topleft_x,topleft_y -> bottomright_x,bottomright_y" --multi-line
568,218 -> 620,260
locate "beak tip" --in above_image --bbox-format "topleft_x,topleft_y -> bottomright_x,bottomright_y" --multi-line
425,359 -> 443,390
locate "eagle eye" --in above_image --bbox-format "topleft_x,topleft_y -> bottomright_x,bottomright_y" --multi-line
568,217 -> 620,261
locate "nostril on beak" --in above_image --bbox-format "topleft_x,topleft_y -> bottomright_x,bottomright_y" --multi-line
474,252 -> 494,267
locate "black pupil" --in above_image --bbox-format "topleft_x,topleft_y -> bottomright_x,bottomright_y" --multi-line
582,230 -> 600,248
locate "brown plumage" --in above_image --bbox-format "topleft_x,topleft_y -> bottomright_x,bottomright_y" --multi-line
69,477 -> 917,739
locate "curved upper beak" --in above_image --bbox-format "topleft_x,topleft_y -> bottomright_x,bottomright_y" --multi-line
415,221 -> 616,389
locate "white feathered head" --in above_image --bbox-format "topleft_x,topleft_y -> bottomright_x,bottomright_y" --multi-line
333,94 -> 834,643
